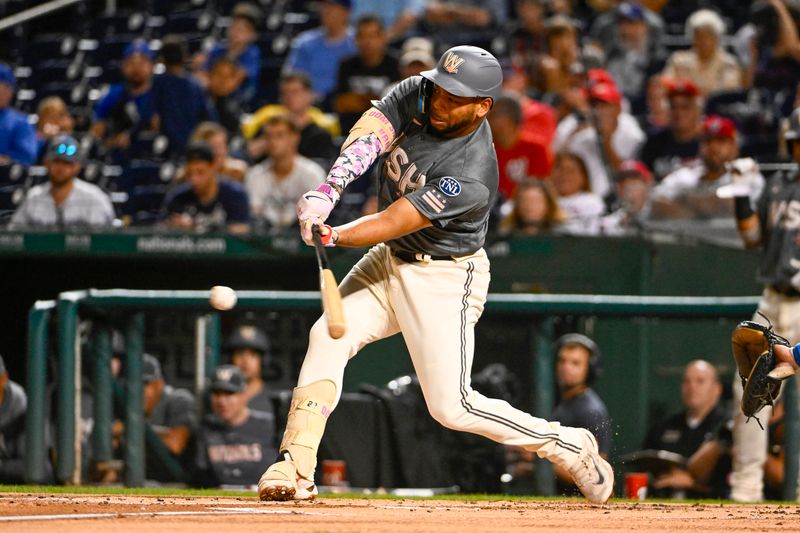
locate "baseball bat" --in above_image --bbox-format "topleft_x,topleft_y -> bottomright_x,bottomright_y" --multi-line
311,225 -> 346,339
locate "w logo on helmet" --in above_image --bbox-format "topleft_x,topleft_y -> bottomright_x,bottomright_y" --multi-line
442,51 -> 465,74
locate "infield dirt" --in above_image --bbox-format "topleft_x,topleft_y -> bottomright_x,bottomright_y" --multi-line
0,493 -> 798,532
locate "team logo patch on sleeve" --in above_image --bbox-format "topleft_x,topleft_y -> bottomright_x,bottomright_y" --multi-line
437,177 -> 462,197
421,189 -> 446,213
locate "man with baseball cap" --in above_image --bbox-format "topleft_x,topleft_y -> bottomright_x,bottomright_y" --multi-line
0,62 -> 37,165
110,354 -> 197,481
194,365 -> 277,487
89,39 -> 156,156
226,324 -> 275,414
651,115 -> 764,220
9,134 -> 114,228
641,78 -> 703,180
601,159 -> 654,235
258,44 -> 613,504
162,141 -> 251,233
554,73 -> 646,199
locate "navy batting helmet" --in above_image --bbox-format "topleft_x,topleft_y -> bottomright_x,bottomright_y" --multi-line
553,333 -> 602,386
225,324 -> 270,355
418,45 -> 502,112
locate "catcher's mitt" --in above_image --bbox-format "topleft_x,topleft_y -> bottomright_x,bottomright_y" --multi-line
731,320 -> 791,422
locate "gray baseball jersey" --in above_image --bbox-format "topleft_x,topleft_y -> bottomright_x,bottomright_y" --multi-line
0,380 -> 27,482
754,171 -> 800,289
148,385 -> 197,433
372,76 -> 499,257
195,409 -> 277,486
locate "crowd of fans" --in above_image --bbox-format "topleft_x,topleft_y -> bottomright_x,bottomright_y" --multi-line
0,0 -> 796,240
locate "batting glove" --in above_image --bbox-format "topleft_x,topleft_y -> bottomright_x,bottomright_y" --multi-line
297,183 -> 340,243
717,158 -> 760,198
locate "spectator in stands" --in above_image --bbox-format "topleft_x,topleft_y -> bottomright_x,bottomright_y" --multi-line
641,73 -> 670,131
113,354 -> 197,482
190,121 -> 248,182
501,67 -> 559,147
640,78 -> 703,180
333,15 -> 400,132
205,58 -> 244,137
650,115 -> 764,220
642,359 -> 730,498
601,159 -> 654,235
397,37 -> 436,79
200,2 -> 262,108
662,9 -> 743,97
589,1 -> 665,60
498,178 -> 565,237
34,96 -> 74,164
488,94 -> 552,201
226,324 -> 275,414
553,77 -> 646,200
552,334 -> 612,457
537,15 -> 580,99
245,114 -> 326,230
243,73 -> 338,164
9,135 -> 114,229
550,333 -> 612,495
152,36 -> 209,155
550,151 -> 605,235
602,2 -> 667,112
422,0 -> 507,50
0,354 -> 28,483
283,0 -> 356,107
351,0 -> 424,43
89,39 -> 156,157
749,0 -> 800,116
194,365 -> 276,487
163,141 -> 251,234
505,0 -> 548,93
0,63 -> 37,166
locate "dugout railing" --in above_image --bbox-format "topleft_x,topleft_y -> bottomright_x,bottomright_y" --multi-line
24,289 -> 800,499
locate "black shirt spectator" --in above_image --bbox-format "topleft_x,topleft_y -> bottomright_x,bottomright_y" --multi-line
151,37 -> 210,155
333,15 -> 400,131
163,141 -> 251,233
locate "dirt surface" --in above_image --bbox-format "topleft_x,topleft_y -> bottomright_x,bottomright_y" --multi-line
0,493 -> 798,532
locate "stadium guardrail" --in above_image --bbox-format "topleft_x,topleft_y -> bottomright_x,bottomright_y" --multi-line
25,289 -> 799,500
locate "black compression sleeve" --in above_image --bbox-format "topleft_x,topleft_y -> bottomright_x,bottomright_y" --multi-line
734,196 -> 754,221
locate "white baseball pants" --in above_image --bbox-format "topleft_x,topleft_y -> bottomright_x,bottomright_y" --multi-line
296,243 -> 587,466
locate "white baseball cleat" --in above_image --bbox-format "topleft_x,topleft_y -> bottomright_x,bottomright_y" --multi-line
258,457 -> 318,502
568,429 -> 614,504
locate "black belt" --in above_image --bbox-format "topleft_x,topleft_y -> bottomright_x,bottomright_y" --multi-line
770,284 -> 800,297
392,250 -> 454,263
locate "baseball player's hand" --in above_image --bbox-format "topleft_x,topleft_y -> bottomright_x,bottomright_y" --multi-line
717,158 -> 760,198
302,220 -> 338,247
297,184 -> 340,242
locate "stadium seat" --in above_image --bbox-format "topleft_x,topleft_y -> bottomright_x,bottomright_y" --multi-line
158,9 -> 214,36
23,34 -> 79,65
88,12 -> 147,40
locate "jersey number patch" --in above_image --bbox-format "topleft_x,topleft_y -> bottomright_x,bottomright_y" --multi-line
386,146 -> 426,195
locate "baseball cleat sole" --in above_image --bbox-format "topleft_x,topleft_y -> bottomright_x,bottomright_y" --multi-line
259,485 -> 296,501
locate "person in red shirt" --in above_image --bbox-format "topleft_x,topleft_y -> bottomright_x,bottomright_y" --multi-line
488,93 -> 552,200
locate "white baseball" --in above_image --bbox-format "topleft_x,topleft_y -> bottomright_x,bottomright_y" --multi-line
209,286 -> 237,310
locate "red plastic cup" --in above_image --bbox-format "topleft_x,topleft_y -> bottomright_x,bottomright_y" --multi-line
322,459 -> 347,486
625,472 -> 648,500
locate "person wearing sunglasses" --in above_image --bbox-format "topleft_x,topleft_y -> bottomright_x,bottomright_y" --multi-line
8,135 -> 114,229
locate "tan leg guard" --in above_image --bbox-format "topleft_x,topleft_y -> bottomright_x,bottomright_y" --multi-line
258,379 -> 337,501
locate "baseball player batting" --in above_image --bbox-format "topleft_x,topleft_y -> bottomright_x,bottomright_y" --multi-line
257,45 -> 614,504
